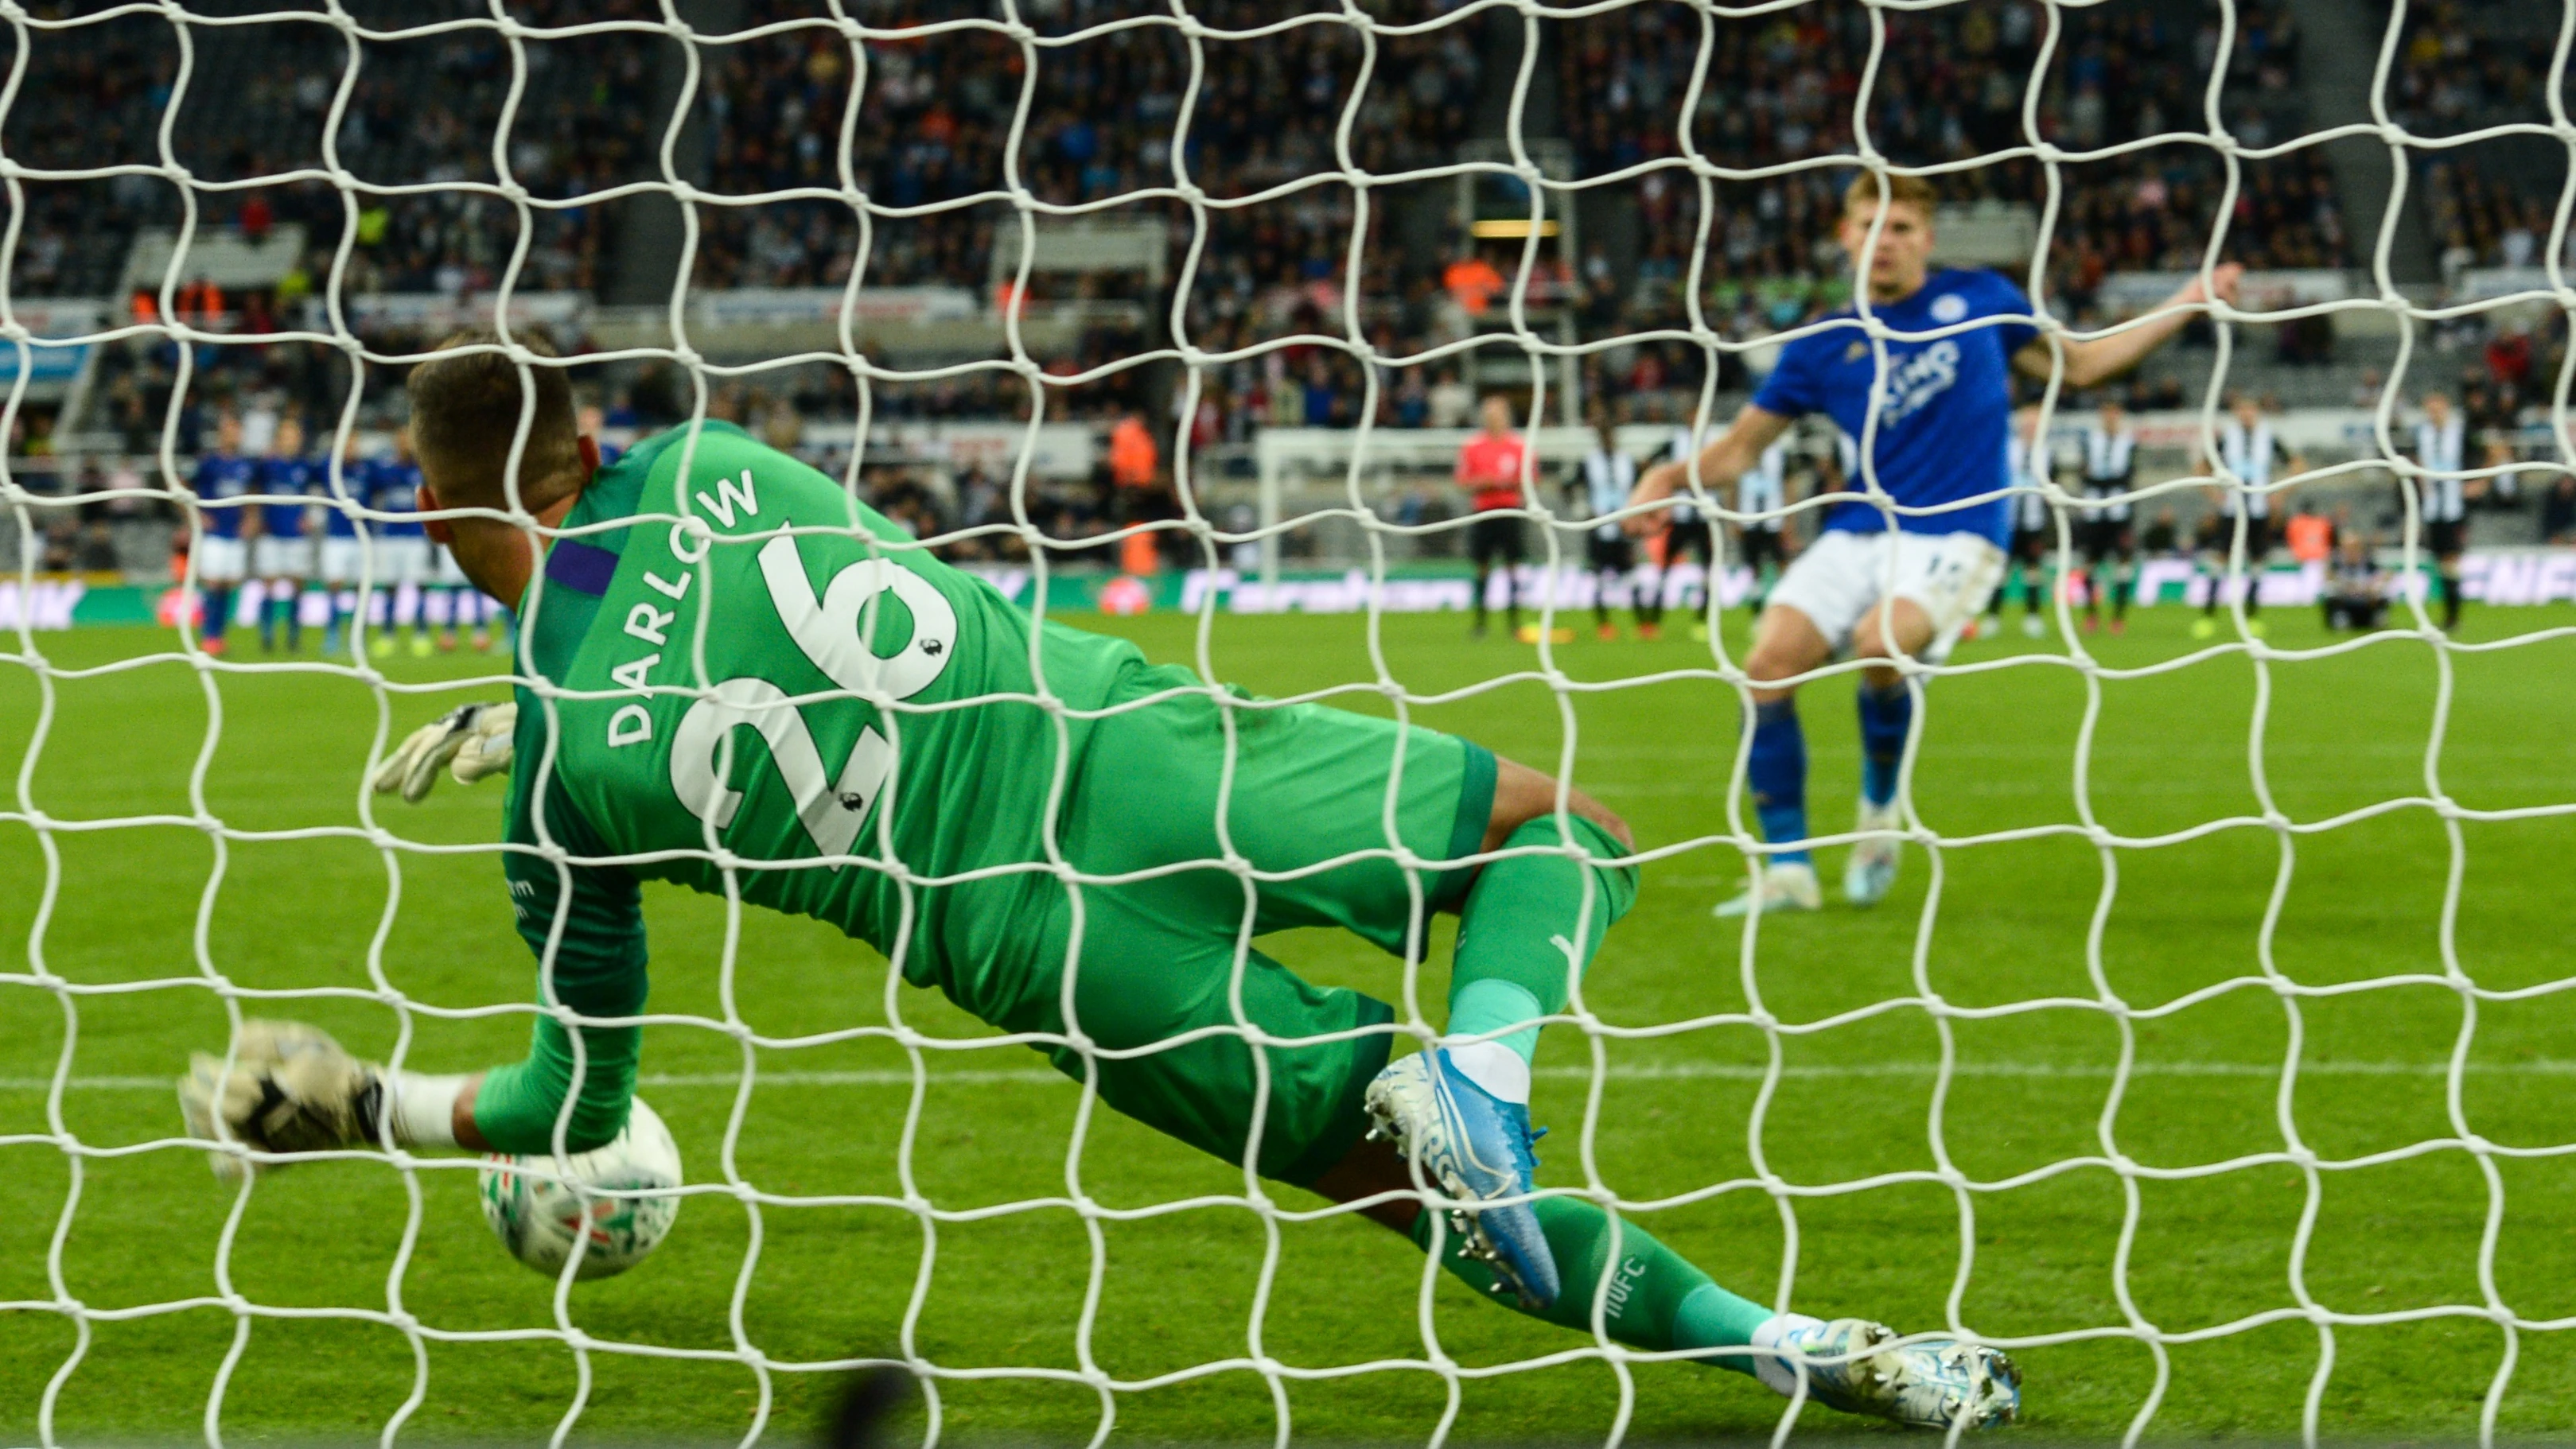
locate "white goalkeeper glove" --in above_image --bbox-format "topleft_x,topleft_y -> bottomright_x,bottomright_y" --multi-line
177,1020 -> 465,1180
372,701 -> 516,804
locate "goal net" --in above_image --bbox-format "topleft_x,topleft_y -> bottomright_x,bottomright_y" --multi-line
6,0 -> 2576,1444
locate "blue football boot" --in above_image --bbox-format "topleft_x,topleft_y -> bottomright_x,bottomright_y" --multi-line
1363,1048 -> 1559,1309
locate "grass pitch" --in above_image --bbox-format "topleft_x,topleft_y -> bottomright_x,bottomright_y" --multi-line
7,599 -> 2576,1445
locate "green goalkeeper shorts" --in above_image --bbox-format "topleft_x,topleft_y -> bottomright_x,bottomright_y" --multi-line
974,660 -> 1496,1187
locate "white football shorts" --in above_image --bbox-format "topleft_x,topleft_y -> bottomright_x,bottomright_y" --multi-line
373,535 -> 431,588
1765,527 -> 2006,664
252,534 -> 312,580
319,537 -> 367,586
195,534 -> 247,585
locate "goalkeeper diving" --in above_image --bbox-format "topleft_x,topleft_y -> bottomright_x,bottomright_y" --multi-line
178,330 -> 2018,1429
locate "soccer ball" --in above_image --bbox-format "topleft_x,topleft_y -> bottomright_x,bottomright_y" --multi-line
477,1095 -> 683,1280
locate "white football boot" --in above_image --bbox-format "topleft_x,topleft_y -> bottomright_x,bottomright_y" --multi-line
1843,799 -> 1903,907
1712,860 -> 1823,919
1763,1317 -> 2020,1429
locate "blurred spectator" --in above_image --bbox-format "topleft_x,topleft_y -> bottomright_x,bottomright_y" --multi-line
2396,3 -> 2566,272
2543,473 -> 2576,544
1428,369 -> 1475,429
2142,507 -> 2181,556
2285,500 -> 2333,565
1443,251 -> 1508,317
2321,534 -> 2386,631
1108,412 -> 1158,490
2485,325 -> 2533,389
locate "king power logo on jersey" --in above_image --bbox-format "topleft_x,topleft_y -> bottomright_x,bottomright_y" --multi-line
1874,340 -> 1961,432
603,467 -> 960,865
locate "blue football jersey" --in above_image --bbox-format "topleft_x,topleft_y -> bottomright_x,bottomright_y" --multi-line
257,456 -> 317,538
371,458 -> 426,538
190,454 -> 258,538
318,458 -> 367,538
1751,266 -> 2040,546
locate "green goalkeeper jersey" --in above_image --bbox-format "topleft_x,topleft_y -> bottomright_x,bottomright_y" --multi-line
477,421 -> 1148,1151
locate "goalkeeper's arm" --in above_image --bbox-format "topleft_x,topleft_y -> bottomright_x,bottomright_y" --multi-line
177,859 -> 648,1168
181,919 -> 646,1171
186,717 -> 648,1172
440,745 -> 652,1155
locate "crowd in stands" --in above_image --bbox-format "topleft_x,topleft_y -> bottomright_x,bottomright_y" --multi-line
6,0 -> 657,300
693,0 -> 1481,290
1565,0 -> 2336,326
2392,0 -> 2568,279
37,0 -> 2569,475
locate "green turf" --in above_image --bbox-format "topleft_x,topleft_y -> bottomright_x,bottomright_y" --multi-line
7,601 -> 2576,1445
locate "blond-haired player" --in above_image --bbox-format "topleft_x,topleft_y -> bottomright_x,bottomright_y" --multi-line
1629,173 -> 2237,915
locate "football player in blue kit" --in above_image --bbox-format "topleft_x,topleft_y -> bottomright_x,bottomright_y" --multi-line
317,431 -> 375,658
253,415 -> 320,654
1628,173 -> 2239,916
181,412 -> 258,655
364,431 -> 434,658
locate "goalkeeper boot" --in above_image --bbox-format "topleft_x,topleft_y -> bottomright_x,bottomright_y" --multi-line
1712,860 -> 1821,919
1766,1318 -> 2020,1430
1364,1048 -> 1559,1310
1843,800 -> 1902,907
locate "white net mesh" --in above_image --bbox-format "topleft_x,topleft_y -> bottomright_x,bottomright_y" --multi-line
6,0 -> 2576,1444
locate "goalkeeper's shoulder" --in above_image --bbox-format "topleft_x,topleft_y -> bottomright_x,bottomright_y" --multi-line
633,421 -> 925,547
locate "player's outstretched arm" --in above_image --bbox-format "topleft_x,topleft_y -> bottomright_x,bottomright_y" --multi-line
1624,404 -> 1793,536
2020,262 -> 2243,389
179,890 -> 648,1171
177,1020 -> 474,1179
372,701 -> 516,802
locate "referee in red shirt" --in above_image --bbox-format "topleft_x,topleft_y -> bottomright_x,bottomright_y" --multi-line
1458,394 -> 1530,639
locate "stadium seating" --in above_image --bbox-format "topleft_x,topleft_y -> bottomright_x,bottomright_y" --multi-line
2395,0 -> 2569,276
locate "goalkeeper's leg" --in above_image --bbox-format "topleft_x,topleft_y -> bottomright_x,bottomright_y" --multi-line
1306,1144 -> 2019,1429
1437,754 -> 1635,1108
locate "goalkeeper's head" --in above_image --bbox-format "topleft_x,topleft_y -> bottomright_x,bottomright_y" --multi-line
405,327 -> 599,605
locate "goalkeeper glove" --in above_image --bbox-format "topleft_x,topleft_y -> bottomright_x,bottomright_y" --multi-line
372,701 -> 516,804
177,1020 -> 466,1180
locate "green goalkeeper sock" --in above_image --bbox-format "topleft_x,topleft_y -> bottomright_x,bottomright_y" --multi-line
1444,815 -> 1636,1100
1410,1196 -> 1775,1375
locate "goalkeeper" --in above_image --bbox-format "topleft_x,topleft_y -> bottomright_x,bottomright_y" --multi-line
178,330 -> 2017,1430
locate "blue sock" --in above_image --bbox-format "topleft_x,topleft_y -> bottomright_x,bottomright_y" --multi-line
285,589 -> 304,651
258,593 -> 278,650
1857,681 -> 1911,808
1748,697 -> 1810,867
203,586 -> 232,644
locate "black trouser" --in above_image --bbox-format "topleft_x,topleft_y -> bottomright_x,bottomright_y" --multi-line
1469,512 -> 1526,632
2429,519 -> 2467,629
2080,520 -> 2134,619
1586,531 -> 1656,627
2204,517 -> 2272,616
1737,526 -> 1787,612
